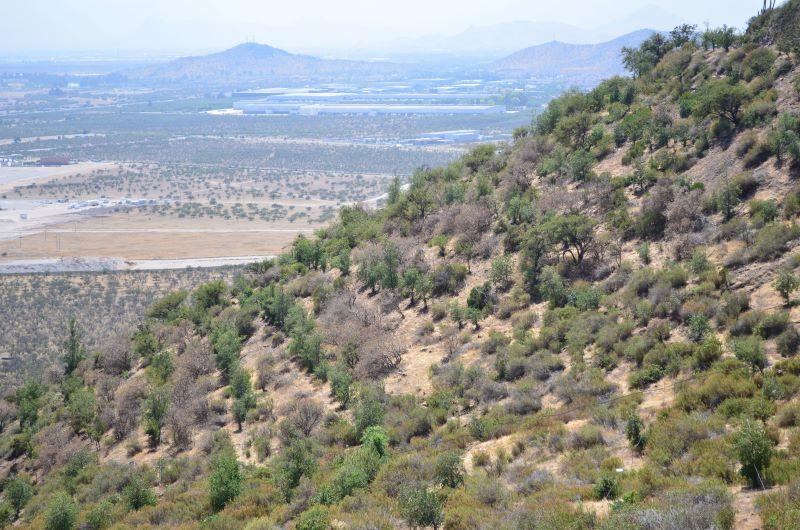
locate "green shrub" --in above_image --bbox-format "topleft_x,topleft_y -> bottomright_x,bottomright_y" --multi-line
44,492 -> 78,530
594,474 -> 620,500
123,473 -> 157,510
694,336 -> 723,370
777,327 -> 800,357
757,311 -> 790,338
399,487 -> 443,530
209,451 -> 243,511
625,413 -> 647,452
4,475 -> 33,517
435,452 -> 465,488
735,419 -> 774,488
730,336 -> 767,372
774,269 -> 799,305
296,506 -> 331,530
630,365 -> 665,388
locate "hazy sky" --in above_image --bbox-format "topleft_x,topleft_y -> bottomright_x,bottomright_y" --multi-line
0,0 -> 767,55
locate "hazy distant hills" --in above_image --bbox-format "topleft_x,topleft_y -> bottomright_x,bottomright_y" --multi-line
125,43 -> 407,85
359,4 -> 681,57
377,21 -> 590,56
125,27 -> 657,87
488,29 -> 655,80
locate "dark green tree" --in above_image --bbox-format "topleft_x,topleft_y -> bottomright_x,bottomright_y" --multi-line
209,451 -> 243,511
62,317 -> 84,375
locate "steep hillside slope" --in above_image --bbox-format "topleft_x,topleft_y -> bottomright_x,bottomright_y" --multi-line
3,6 -> 800,530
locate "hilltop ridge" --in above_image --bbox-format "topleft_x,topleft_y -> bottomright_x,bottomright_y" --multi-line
488,29 -> 655,80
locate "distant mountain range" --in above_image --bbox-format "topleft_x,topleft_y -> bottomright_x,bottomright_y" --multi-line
125,43 -> 407,85
354,4 -> 682,57
488,29 -> 655,80
125,27 -> 657,87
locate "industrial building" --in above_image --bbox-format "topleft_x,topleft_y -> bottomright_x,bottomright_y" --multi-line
233,101 -> 504,116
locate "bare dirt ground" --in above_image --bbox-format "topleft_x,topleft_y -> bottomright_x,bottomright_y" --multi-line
0,162 -> 115,192
0,210 -> 322,261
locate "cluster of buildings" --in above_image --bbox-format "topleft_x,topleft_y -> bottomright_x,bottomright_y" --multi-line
230,84 -> 507,116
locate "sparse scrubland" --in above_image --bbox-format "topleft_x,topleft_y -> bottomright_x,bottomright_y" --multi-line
4,3 -> 800,529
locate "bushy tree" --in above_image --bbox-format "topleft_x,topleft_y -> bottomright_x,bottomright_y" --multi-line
44,492 -> 78,530
434,452 -> 465,488
544,214 -> 597,265
774,269 -> 799,305
769,113 -> 800,167
212,327 -> 242,377
730,336 -> 767,372
735,419 -> 773,488
123,473 -> 157,510
194,280 -> 227,310
142,386 -> 169,448
490,255 -> 514,291
5,475 -> 33,518
209,451 -> 243,511
695,80 -> 748,126
361,425 -> 389,458
716,179 -> 742,221
62,317 -> 84,375
296,506 -> 331,530
400,486 -> 444,530
625,413 -> 647,452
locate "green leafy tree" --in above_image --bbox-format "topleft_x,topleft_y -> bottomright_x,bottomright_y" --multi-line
232,396 -> 254,432
544,214 -> 597,266
519,226 -> 551,294
430,235 -> 448,257
212,327 -> 242,377
334,247 -> 351,276
716,179 -> 742,221
434,452 -> 465,488
328,364 -> 353,406
455,239 -> 476,273
695,80 -> 748,126
400,486 -> 444,530
449,303 -> 467,329
361,425 -> 389,458
209,451 -> 243,511
194,280 -> 227,310
123,473 -> 157,510
465,307 -> 485,330
387,176 -> 402,206
695,335 -> 723,369
354,390 -> 385,435
490,255 -> 514,291
688,314 -> 711,342
769,113 -> 800,165
67,387 -> 96,435
142,386 -> 169,448
5,476 -> 33,518
735,419 -> 773,488
539,266 -> 568,308
16,380 -> 45,429
276,440 -> 317,499
774,268 -> 799,305
296,506 -> 331,530
625,413 -> 647,453
292,235 -> 326,270
730,336 -> 767,372
44,492 -> 78,530
401,267 -> 423,304
62,317 -> 85,375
